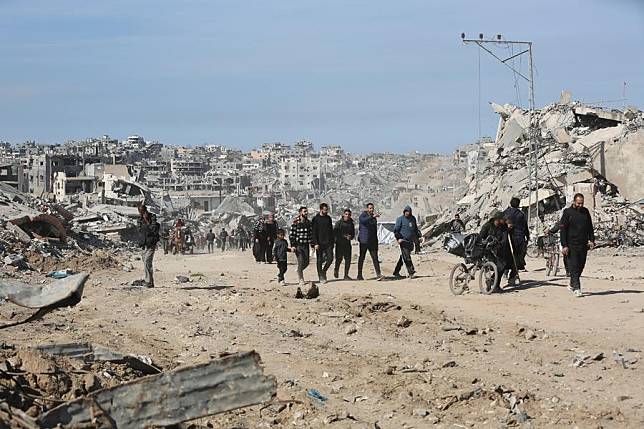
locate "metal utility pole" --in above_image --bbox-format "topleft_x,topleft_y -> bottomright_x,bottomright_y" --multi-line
461,33 -> 539,230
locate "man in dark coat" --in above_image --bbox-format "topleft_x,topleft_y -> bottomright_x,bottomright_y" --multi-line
333,209 -> 355,280
480,210 -> 510,291
311,203 -> 334,284
357,203 -> 383,281
393,205 -> 422,278
503,197 -> 529,275
560,193 -> 595,297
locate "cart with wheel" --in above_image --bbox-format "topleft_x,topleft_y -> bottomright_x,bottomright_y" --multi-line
444,233 -> 500,295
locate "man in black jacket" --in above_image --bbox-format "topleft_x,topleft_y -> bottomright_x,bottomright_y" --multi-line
503,197 -> 529,277
311,203 -> 334,284
138,204 -> 160,288
333,209 -> 355,280
479,210 -> 510,291
357,203 -> 383,281
560,193 -> 595,297
290,206 -> 313,286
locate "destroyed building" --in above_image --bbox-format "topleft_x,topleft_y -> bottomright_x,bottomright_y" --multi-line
426,92 -> 644,247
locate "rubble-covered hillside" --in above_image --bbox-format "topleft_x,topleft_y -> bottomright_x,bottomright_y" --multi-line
0,183 -> 132,275
426,93 -> 644,246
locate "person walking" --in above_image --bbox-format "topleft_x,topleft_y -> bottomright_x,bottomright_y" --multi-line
357,203 -> 383,281
238,227 -> 248,252
206,229 -> 215,253
219,228 -> 229,252
333,209 -> 355,280
560,193 -> 595,297
503,197 -> 529,283
263,213 -> 278,264
253,217 -> 267,262
393,206 -> 422,279
311,203 -> 334,284
290,206 -> 313,286
160,224 -> 170,255
138,204 -> 160,288
272,228 -> 290,286
479,210 -> 511,291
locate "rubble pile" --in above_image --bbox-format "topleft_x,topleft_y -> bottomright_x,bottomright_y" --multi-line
0,344 -> 275,428
425,93 -> 644,246
0,184 -> 133,274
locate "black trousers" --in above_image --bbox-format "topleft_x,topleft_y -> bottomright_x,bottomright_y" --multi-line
514,238 -> 526,270
358,242 -> 381,277
277,260 -> 287,282
316,246 -> 334,280
568,246 -> 588,290
265,239 -> 274,263
296,245 -> 310,281
334,241 -> 352,276
394,242 -> 415,275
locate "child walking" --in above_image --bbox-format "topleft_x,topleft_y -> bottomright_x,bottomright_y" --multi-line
273,228 -> 290,285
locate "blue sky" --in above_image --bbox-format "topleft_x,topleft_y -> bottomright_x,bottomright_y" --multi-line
1,0 -> 643,153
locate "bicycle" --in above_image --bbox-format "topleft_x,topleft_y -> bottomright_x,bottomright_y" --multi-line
543,233 -> 560,277
444,233 -> 500,296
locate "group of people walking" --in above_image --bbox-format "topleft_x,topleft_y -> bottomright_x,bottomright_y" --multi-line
259,203 -> 422,286
138,192 -> 596,296
473,193 -> 595,296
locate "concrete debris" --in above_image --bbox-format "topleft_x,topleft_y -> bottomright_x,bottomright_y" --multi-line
35,342 -> 161,375
0,273 -> 88,309
426,93 -> 644,247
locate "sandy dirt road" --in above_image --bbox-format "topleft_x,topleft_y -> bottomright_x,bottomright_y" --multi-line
3,244 -> 643,428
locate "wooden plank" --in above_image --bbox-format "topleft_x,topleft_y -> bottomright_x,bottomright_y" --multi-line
39,351 -> 276,428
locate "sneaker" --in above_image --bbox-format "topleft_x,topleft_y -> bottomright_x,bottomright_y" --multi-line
408,273 -> 416,279
567,285 -> 574,294
376,274 -> 385,281
333,269 -> 339,279
145,282 -> 155,288
573,289 -> 582,297
280,280 -> 286,286
343,275 -> 353,281
319,278 -> 327,285
392,272 -> 403,279
356,275 -> 364,281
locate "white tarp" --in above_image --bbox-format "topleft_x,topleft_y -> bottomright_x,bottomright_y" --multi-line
377,222 -> 397,245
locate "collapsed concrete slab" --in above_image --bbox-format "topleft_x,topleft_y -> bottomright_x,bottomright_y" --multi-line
0,273 -> 88,309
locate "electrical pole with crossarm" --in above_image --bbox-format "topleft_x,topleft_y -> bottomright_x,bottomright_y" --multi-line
461,33 -> 539,231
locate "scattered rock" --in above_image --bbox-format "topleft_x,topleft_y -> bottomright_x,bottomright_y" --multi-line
345,326 -> 357,335
525,330 -> 537,341
412,408 -> 429,417
305,283 -> 319,299
396,316 -> 412,328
